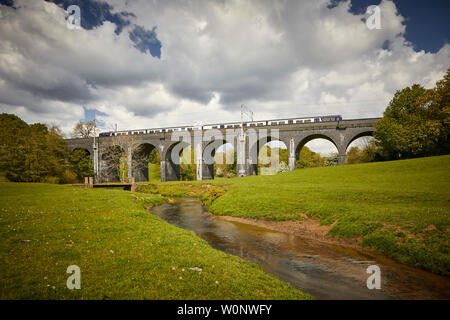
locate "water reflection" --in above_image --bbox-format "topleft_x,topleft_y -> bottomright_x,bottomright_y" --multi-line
151,198 -> 450,300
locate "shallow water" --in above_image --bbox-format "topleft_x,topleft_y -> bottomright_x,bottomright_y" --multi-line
150,198 -> 450,300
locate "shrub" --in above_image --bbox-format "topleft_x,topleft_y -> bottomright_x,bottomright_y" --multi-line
41,176 -> 60,184
59,170 -> 77,184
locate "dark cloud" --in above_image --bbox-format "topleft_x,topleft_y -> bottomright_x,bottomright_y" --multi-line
0,0 -> 14,7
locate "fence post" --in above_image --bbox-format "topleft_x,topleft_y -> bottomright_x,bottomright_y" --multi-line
89,176 -> 94,188
84,177 -> 89,188
131,176 -> 136,192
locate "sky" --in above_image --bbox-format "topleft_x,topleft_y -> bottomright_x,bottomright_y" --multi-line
0,0 -> 449,154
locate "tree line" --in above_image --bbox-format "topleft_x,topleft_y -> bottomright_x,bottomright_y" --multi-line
0,114 -> 93,183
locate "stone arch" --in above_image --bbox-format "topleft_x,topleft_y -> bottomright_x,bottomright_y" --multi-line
69,144 -> 93,155
344,129 -> 376,165
248,135 -> 287,175
295,134 -> 340,162
132,142 -> 160,182
163,140 -> 191,181
345,129 -> 375,152
202,138 -> 236,179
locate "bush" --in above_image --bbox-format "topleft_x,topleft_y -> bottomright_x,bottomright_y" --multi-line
41,176 -> 60,184
59,170 -> 77,184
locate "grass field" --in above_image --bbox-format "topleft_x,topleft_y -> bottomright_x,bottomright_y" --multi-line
138,155 -> 450,276
0,183 -> 311,299
1,156 -> 449,299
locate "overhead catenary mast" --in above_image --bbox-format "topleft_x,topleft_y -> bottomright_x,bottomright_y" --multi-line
238,104 -> 254,177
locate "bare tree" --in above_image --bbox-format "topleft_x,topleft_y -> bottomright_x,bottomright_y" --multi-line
100,133 -> 142,183
72,121 -> 96,138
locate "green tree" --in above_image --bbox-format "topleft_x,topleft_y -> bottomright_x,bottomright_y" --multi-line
346,147 -> 363,164
374,69 -> 450,159
295,146 -> 326,168
180,147 -> 196,181
0,114 -> 30,180
226,151 -> 237,175
69,148 -> 94,181
0,113 -> 73,183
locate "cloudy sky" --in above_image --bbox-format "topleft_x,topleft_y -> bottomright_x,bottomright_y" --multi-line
0,0 -> 449,153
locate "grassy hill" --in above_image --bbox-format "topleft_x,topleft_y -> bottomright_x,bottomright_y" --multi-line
0,183 -> 311,299
142,155 -> 450,276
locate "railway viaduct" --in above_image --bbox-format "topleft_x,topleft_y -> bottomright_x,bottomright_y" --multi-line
66,118 -> 380,182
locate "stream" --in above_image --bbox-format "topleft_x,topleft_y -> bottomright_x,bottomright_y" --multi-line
150,198 -> 450,300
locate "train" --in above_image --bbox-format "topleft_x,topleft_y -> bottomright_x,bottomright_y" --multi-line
98,115 -> 343,137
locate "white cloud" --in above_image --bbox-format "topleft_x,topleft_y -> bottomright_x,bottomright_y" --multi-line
0,0 -> 448,147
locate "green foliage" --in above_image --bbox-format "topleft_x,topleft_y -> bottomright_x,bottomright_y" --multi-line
325,153 -> 338,166
0,113 -> 94,184
180,147 -> 197,181
346,140 -> 378,164
0,113 -> 74,183
215,150 -> 236,177
374,69 -> 450,159
258,146 -> 288,168
60,169 -> 77,184
226,151 -> 237,175
148,148 -> 160,164
69,149 -> 94,181
295,146 -> 327,168
132,145 -> 161,182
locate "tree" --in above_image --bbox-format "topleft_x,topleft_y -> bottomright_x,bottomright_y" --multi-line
69,148 -> 94,181
101,145 -> 125,182
180,146 -> 196,181
374,69 -> 450,159
100,133 -> 142,182
258,146 -> 288,169
72,121 -> 96,138
325,153 -> 339,166
214,148 -> 236,177
0,113 -> 73,183
295,146 -> 327,168
0,114 -> 30,179
226,151 -> 237,175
